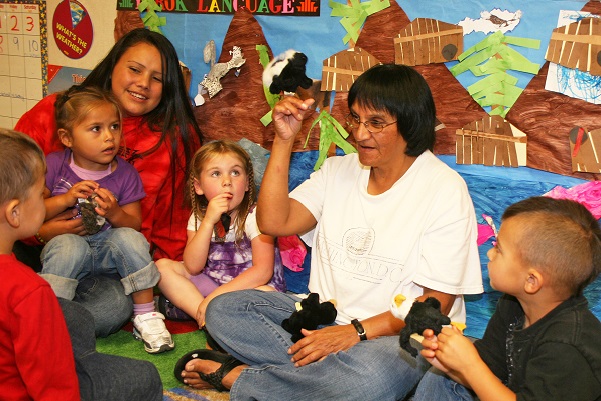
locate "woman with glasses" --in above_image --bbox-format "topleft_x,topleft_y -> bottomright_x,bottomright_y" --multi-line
176,64 -> 483,401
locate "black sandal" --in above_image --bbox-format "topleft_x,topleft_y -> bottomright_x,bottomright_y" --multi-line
173,349 -> 244,391
203,327 -> 226,353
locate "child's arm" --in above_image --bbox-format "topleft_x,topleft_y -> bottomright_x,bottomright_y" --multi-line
93,187 -> 142,230
183,193 -> 232,274
44,180 -> 98,220
182,220 -> 214,275
195,233 -> 276,326
421,327 -> 516,401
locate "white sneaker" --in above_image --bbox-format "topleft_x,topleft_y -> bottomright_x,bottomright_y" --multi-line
133,312 -> 175,354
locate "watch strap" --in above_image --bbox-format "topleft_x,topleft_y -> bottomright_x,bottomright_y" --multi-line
351,319 -> 367,341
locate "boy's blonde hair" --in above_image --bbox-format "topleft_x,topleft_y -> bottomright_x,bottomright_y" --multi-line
502,196 -> 601,297
54,85 -> 122,134
0,129 -> 46,204
187,140 -> 256,243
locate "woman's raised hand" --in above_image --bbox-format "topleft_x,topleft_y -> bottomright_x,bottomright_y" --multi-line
272,96 -> 315,142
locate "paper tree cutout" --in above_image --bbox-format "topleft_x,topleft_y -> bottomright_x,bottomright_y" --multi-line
321,47 -> 380,92
456,115 -> 526,167
306,110 -> 357,171
137,0 -> 166,33
546,17 -> 601,76
329,0 -> 390,45
570,126 -> 601,173
394,18 -> 463,66
449,31 -> 540,117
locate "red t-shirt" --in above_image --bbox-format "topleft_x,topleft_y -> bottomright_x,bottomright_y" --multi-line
15,94 -> 192,260
0,254 -> 79,400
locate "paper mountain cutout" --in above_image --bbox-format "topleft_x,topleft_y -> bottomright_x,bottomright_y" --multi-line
192,8 -> 321,152
546,17 -> 601,76
321,48 -> 380,92
570,127 -> 601,173
346,0 -> 488,155
394,18 -> 463,66
456,116 -> 526,167
506,1 -> 601,180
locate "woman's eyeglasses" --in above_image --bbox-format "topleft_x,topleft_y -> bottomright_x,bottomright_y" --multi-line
344,114 -> 397,134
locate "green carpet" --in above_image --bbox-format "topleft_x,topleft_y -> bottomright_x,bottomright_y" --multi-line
96,327 -> 206,389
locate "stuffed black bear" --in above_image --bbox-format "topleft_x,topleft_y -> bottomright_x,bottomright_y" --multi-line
263,50 -> 313,95
281,293 -> 337,342
399,297 -> 451,357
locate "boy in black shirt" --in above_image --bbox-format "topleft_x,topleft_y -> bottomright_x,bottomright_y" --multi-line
414,196 -> 601,401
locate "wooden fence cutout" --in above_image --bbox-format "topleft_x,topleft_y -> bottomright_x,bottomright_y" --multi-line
545,17 -> 601,76
456,116 -> 526,167
321,48 -> 380,92
394,18 -> 463,66
570,127 -> 601,173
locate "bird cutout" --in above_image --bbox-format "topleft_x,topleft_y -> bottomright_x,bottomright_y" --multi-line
199,46 -> 246,99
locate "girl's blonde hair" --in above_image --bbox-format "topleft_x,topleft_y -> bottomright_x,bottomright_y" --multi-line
187,140 -> 256,243
54,85 -> 122,133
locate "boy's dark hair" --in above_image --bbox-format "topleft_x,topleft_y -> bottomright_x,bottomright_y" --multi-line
347,64 -> 436,156
502,196 -> 601,297
0,129 -> 46,204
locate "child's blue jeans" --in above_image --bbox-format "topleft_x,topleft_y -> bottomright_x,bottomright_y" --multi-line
40,227 -> 159,300
412,367 -> 477,401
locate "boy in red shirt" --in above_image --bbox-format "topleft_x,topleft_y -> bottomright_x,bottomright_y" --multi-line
0,129 -> 79,400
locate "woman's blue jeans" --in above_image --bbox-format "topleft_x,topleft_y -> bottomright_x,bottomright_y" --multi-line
205,289 -> 430,401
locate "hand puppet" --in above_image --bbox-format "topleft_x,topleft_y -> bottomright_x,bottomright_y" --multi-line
213,213 -> 231,242
281,293 -> 337,342
78,194 -> 105,235
398,297 -> 451,357
262,49 -> 313,95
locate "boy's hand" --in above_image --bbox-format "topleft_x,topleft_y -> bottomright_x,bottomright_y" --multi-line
431,326 -> 479,374
420,328 -> 449,373
65,180 -> 98,206
93,188 -> 120,220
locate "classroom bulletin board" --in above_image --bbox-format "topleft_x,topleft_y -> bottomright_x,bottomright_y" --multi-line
0,0 -> 46,128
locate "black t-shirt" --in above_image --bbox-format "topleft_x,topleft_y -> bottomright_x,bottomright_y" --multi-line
475,294 -> 601,401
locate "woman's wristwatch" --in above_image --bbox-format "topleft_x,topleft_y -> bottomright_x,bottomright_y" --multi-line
351,319 -> 367,341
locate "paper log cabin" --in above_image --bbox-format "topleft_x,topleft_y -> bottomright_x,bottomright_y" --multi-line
546,17 -> 601,76
570,127 -> 601,173
321,48 -> 380,92
456,116 -> 527,167
394,18 -> 463,66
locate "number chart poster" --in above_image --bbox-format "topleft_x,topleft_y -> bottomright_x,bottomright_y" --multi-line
0,0 -> 46,129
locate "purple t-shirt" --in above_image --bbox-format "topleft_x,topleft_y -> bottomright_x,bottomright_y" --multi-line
45,149 -> 145,231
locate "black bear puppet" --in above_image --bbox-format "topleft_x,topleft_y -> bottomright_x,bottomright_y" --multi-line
281,293 -> 337,343
263,50 -> 313,95
399,297 -> 451,357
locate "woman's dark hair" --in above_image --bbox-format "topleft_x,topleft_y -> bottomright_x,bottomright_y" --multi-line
83,28 -> 203,197
347,64 -> 436,156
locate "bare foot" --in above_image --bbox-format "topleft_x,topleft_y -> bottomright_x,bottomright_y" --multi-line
181,358 -> 246,390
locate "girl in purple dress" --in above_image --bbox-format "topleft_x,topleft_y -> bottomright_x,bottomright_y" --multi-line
156,140 -> 285,330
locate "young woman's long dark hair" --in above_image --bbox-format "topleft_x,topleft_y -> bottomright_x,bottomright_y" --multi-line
83,28 -> 203,204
